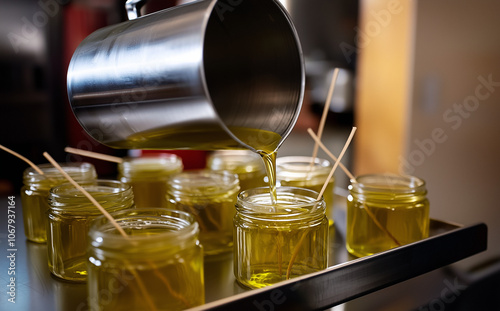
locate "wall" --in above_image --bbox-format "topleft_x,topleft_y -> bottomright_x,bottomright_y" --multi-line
354,0 -> 500,270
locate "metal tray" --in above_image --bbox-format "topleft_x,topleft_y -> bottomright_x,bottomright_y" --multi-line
0,199 -> 487,311
195,219 -> 487,311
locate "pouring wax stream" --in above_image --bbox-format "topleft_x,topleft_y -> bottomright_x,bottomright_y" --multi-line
285,127 -> 357,278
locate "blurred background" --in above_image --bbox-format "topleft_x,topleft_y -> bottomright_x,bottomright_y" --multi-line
1,0 -> 499,309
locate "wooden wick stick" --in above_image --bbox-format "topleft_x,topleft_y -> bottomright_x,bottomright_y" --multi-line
43,152 -> 129,239
276,233 -> 283,278
0,144 -> 45,175
64,147 -> 123,164
363,204 -> 401,246
147,260 -> 192,309
317,127 -> 357,200
286,230 -> 308,280
46,152 -> 162,309
311,68 -> 340,163
125,261 -> 159,311
306,128 -> 356,181
204,206 -> 223,231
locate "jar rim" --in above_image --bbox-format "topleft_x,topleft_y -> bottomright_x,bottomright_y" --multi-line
49,179 -> 131,198
208,150 -> 264,172
23,162 -> 96,183
121,154 -> 182,165
277,156 -> 331,168
89,208 -> 199,245
167,169 -> 239,196
349,174 -> 426,194
119,154 -> 183,174
48,180 -> 134,215
276,156 -> 332,179
236,186 -> 325,219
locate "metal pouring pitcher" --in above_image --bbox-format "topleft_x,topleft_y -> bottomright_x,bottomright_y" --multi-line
67,0 -> 304,152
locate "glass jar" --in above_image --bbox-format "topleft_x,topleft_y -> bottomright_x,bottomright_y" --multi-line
276,156 -> 335,225
21,162 -> 97,243
234,187 -> 329,289
346,174 -> 430,257
47,180 -> 134,282
207,150 -> 266,191
87,208 -> 204,311
118,155 -> 183,208
166,170 -> 239,256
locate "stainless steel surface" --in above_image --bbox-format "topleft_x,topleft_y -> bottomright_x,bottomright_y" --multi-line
0,196 -> 487,311
67,0 -> 304,151
190,221 -> 487,311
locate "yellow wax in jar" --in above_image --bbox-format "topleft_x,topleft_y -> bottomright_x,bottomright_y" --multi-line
234,187 -> 329,289
119,155 -> 183,208
87,209 -> 204,311
346,174 -> 430,257
167,170 -> 240,256
276,156 -> 335,225
21,163 -> 96,243
47,181 -> 133,282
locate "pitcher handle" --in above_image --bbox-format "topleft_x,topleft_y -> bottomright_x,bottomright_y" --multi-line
125,0 -> 147,20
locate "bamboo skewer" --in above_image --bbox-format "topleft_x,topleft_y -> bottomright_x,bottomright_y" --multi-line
286,127 -> 357,280
43,152 -> 129,238
317,127 -> 357,200
363,204 -> 401,246
147,260 -> 192,309
125,261 -> 159,311
0,144 -> 45,175
310,68 -> 340,164
276,233 -> 283,278
44,151 -> 196,310
308,128 -> 403,248
306,128 -> 356,181
65,146 -> 123,163
286,230 -> 308,280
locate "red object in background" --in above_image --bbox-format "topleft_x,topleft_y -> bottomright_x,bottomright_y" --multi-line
141,150 -> 208,170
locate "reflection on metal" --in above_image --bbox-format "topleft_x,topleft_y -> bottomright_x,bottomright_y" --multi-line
67,0 -> 304,151
191,220 -> 487,311
0,201 -> 486,310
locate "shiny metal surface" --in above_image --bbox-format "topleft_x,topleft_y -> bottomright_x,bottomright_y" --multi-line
67,0 -> 304,151
0,196 -> 487,311
189,221 -> 487,311
125,0 -> 145,20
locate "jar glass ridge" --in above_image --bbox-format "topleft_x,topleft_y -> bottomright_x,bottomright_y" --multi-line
276,156 -> 335,225
346,174 -> 430,257
166,170 -> 240,256
207,150 -> 266,191
234,186 -> 329,289
21,162 -> 97,243
47,180 -> 134,282
87,208 -> 204,311
118,154 -> 183,208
